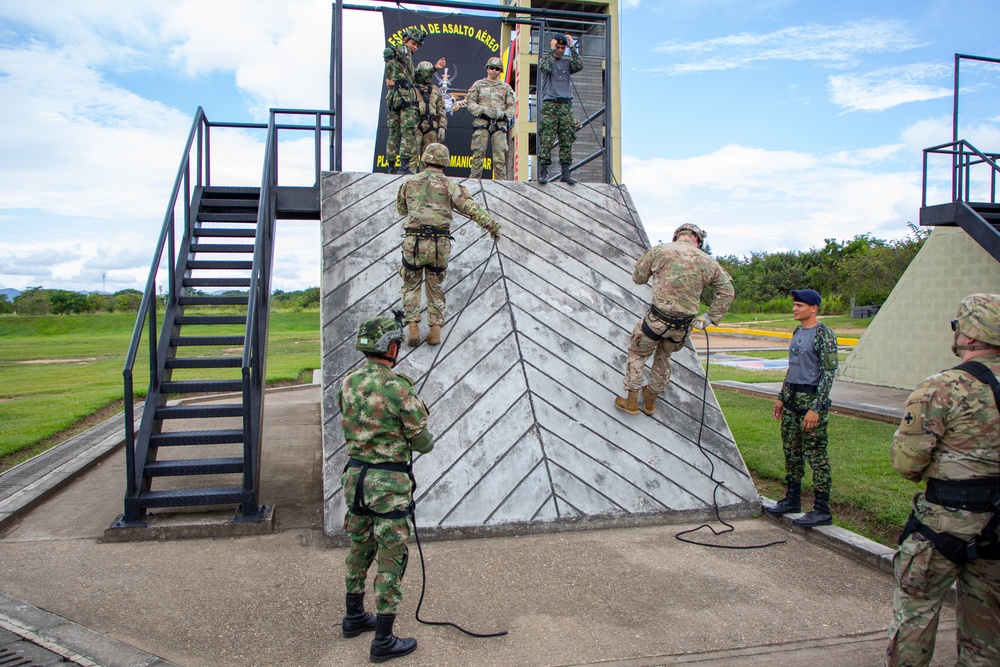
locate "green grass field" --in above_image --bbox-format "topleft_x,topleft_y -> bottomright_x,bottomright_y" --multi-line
0,311 -> 320,466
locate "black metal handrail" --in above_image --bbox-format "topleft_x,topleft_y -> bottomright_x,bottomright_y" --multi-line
922,139 -> 1000,207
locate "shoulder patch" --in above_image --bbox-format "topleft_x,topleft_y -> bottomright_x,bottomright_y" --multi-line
897,385 -> 934,435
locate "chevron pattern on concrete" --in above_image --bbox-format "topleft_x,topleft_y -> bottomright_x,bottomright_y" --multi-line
320,172 -> 759,540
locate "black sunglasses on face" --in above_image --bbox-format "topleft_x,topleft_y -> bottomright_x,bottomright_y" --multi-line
951,319 -> 959,331
487,66 -> 501,71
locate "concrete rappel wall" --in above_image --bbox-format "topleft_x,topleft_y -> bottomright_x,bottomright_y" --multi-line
319,172 -> 759,541
839,227 -> 1000,391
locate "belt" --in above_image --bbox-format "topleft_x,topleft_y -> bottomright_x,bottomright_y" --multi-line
925,477 -> 1000,513
787,383 -> 817,395
544,98 -> 572,104
405,225 -> 452,238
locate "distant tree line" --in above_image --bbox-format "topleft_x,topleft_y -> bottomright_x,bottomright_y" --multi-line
0,286 -> 322,315
712,225 -> 929,314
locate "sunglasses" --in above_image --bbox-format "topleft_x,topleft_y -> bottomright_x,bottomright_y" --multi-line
951,319 -> 959,332
487,66 -> 502,71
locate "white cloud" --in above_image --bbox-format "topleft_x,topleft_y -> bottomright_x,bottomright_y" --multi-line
647,19 -> 924,75
829,63 -> 952,112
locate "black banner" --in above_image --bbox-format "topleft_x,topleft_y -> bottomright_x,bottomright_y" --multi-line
374,9 -> 504,178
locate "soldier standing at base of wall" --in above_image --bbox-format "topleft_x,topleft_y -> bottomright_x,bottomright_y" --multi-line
885,293 -> 1000,667
467,56 -> 515,180
396,143 -> 501,347
536,33 -> 583,185
614,224 -> 734,417
413,61 -> 447,168
339,314 -> 435,663
384,29 -> 445,175
765,289 -> 839,528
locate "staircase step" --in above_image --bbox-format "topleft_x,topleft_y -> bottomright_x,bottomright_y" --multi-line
161,379 -> 244,394
175,315 -> 247,325
193,228 -> 256,238
178,295 -> 247,306
166,356 -> 243,369
201,198 -> 259,209
187,260 -> 254,270
190,243 -> 255,253
150,429 -> 245,446
203,186 -> 260,198
197,213 -> 258,223
156,404 -> 244,419
183,277 -> 252,288
144,457 -> 244,477
170,335 -> 244,346
138,487 -> 243,508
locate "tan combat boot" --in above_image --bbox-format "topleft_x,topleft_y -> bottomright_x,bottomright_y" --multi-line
426,324 -> 441,346
640,386 -> 659,415
407,322 -> 421,347
614,390 -> 639,415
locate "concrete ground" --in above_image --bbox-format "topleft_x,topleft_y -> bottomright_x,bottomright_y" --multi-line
0,380 -> 959,667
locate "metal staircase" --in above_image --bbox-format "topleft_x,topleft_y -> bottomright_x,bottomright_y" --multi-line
116,107 -> 330,527
920,139 -> 1000,261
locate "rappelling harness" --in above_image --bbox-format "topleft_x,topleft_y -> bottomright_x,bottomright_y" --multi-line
401,225 -> 453,275
344,458 -> 415,520
640,304 -> 693,342
898,360 -> 1000,565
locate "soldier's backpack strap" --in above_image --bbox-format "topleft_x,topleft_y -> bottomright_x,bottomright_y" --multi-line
952,360 -> 1000,417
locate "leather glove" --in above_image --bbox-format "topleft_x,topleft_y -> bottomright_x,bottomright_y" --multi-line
488,221 -> 501,241
410,428 -> 434,454
692,314 -> 713,330
437,128 -> 446,142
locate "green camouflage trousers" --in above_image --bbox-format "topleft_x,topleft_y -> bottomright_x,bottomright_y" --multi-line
779,391 -> 831,493
887,498 -> 1000,666
341,466 -> 413,616
623,312 -> 687,393
400,234 -> 451,326
470,126 -> 508,179
537,101 -> 576,166
386,107 -> 420,165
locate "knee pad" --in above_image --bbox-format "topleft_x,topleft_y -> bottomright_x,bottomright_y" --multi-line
377,543 -> 409,579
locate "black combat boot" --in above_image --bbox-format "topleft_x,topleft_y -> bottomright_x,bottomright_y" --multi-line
398,158 -> 414,176
560,163 -> 578,184
763,481 -> 801,516
369,614 -> 417,663
538,164 -> 549,184
342,593 -> 376,638
793,491 -> 833,527
387,163 -> 398,175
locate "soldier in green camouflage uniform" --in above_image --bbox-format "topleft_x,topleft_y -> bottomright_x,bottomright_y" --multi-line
886,293 -> 1000,667
339,315 -> 434,662
537,33 -> 583,184
397,143 -> 501,348
384,29 -> 445,175
467,57 -> 515,180
413,61 -> 447,169
614,224 -> 734,417
765,289 -> 840,527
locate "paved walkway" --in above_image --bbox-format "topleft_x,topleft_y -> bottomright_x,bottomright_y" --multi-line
0,379 -> 956,666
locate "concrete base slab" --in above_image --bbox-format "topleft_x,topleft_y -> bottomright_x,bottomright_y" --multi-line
103,505 -> 274,543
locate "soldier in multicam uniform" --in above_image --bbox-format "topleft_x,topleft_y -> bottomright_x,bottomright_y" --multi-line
383,29 -> 445,175
339,314 -> 435,663
765,289 -> 840,527
614,224 -> 734,416
886,293 -> 1000,667
537,33 -> 583,185
466,56 -> 515,180
397,143 -> 501,348
413,61 -> 447,167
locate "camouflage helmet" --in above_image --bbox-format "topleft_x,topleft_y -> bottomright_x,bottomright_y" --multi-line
403,27 -> 425,45
673,223 -> 707,245
953,293 -> 1000,346
415,60 -> 435,84
356,316 -> 403,354
422,142 -> 450,168
486,57 -> 504,71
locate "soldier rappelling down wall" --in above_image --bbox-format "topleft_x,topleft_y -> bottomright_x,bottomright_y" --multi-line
396,143 -> 501,347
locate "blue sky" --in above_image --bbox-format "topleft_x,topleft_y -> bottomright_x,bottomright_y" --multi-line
2,0 -> 999,292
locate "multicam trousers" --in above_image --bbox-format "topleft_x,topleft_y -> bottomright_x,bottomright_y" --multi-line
779,391 -> 831,493
623,311 -> 687,393
470,125 -> 508,179
400,232 -> 451,326
537,101 -> 576,166
386,106 -> 420,166
341,465 -> 413,616
887,524 -> 1000,665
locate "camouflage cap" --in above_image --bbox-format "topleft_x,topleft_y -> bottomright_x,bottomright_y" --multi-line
415,60 -> 435,83
486,57 -> 504,70
403,27 -> 425,45
954,293 -> 1000,346
422,142 -> 450,168
673,223 -> 707,245
356,316 -> 403,354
